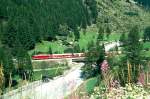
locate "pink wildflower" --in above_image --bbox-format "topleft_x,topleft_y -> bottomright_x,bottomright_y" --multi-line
101,60 -> 109,73
137,72 -> 145,85
110,80 -> 120,88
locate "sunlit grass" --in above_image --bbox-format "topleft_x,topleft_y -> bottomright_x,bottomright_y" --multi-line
143,42 -> 150,49
78,32 -> 98,51
28,41 -> 66,55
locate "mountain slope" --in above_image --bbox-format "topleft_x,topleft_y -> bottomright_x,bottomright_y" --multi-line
96,0 -> 150,33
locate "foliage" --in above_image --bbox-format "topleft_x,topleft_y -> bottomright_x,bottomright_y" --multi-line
74,44 -> 80,53
28,41 -> 67,55
78,32 -> 98,51
0,47 -> 16,88
81,41 -> 105,79
90,84 -> 150,99
119,33 -> 127,46
123,26 -> 143,84
96,44 -> 105,72
33,68 -> 65,81
99,26 -> 146,86
48,46 -> 53,54
106,26 -> 111,39
135,0 -> 150,7
16,46 -> 33,81
97,26 -> 104,41
143,26 -> 150,42
85,77 -> 98,94
96,0 -> 150,34
0,0 -> 97,51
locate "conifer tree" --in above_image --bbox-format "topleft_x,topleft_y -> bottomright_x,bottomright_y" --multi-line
119,33 -> 127,46
106,26 -> 111,39
16,45 -> 33,81
125,26 -> 143,83
49,46 -> 53,54
97,25 -> 105,41
143,26 -> 150,42
74,44 -> 80,53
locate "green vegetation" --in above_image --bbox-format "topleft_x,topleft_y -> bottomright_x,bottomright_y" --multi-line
96,0 -> 150,34
81,28 -> 105,79
32,61 -> 69,69
144,26 -> 150,42
33,68 -> 65,81
32,61 -> 69,81
135,0 -> 150,7
0,0 -> 150,97
0,0 -> 97,51
85,77 -> 98,94
78,32 -> 98,51
143,42 -> 150,49
79,23 -> 150,98
29,41 -> 66,55
0,0 -> 97,92
104,33 -> 122,41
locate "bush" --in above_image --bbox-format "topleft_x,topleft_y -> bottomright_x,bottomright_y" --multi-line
85,77 -> 98,94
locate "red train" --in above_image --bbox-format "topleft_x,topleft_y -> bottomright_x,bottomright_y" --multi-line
32,53 -> 85,60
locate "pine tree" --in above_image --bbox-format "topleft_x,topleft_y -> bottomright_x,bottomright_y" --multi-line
48,46 -> 53,54
125,26 -> 143,83
3,48 -> 15,87
106,26 -> 111,39
143,26 -> 150,42
16,46 -> 33,81
81,42 -> 105,79
0,47 -> 16,88
81,48 -> 85,53
1,20 -> 17,48
1,0 -> 97,51
96,44 -> 105,69
74,28 -> 80,41
74,44 -> 80,53
97,26 -> 104,41
119,33 -> 127,46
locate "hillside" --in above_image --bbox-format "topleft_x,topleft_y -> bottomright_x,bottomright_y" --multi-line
0,0 -> 97,51
0,0 -> 150,97
96,0 -> 150,33
135,0 -> 150,7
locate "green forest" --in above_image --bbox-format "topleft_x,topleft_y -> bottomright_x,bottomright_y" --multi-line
0,0 -> 97,93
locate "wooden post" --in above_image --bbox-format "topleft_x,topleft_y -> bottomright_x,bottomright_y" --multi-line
147,61 -> 150,85
146,72 -> 148,85
9,72 -> 12,91
127,61 -> 131,84
0,62 -> 4,95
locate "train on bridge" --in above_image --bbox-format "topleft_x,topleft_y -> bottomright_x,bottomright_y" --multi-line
32,53 -> 85,60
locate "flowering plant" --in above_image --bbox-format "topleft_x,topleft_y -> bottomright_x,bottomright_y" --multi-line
90,84 -> 150,99
100,60 -> 113,91
101,60 -> 109,73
